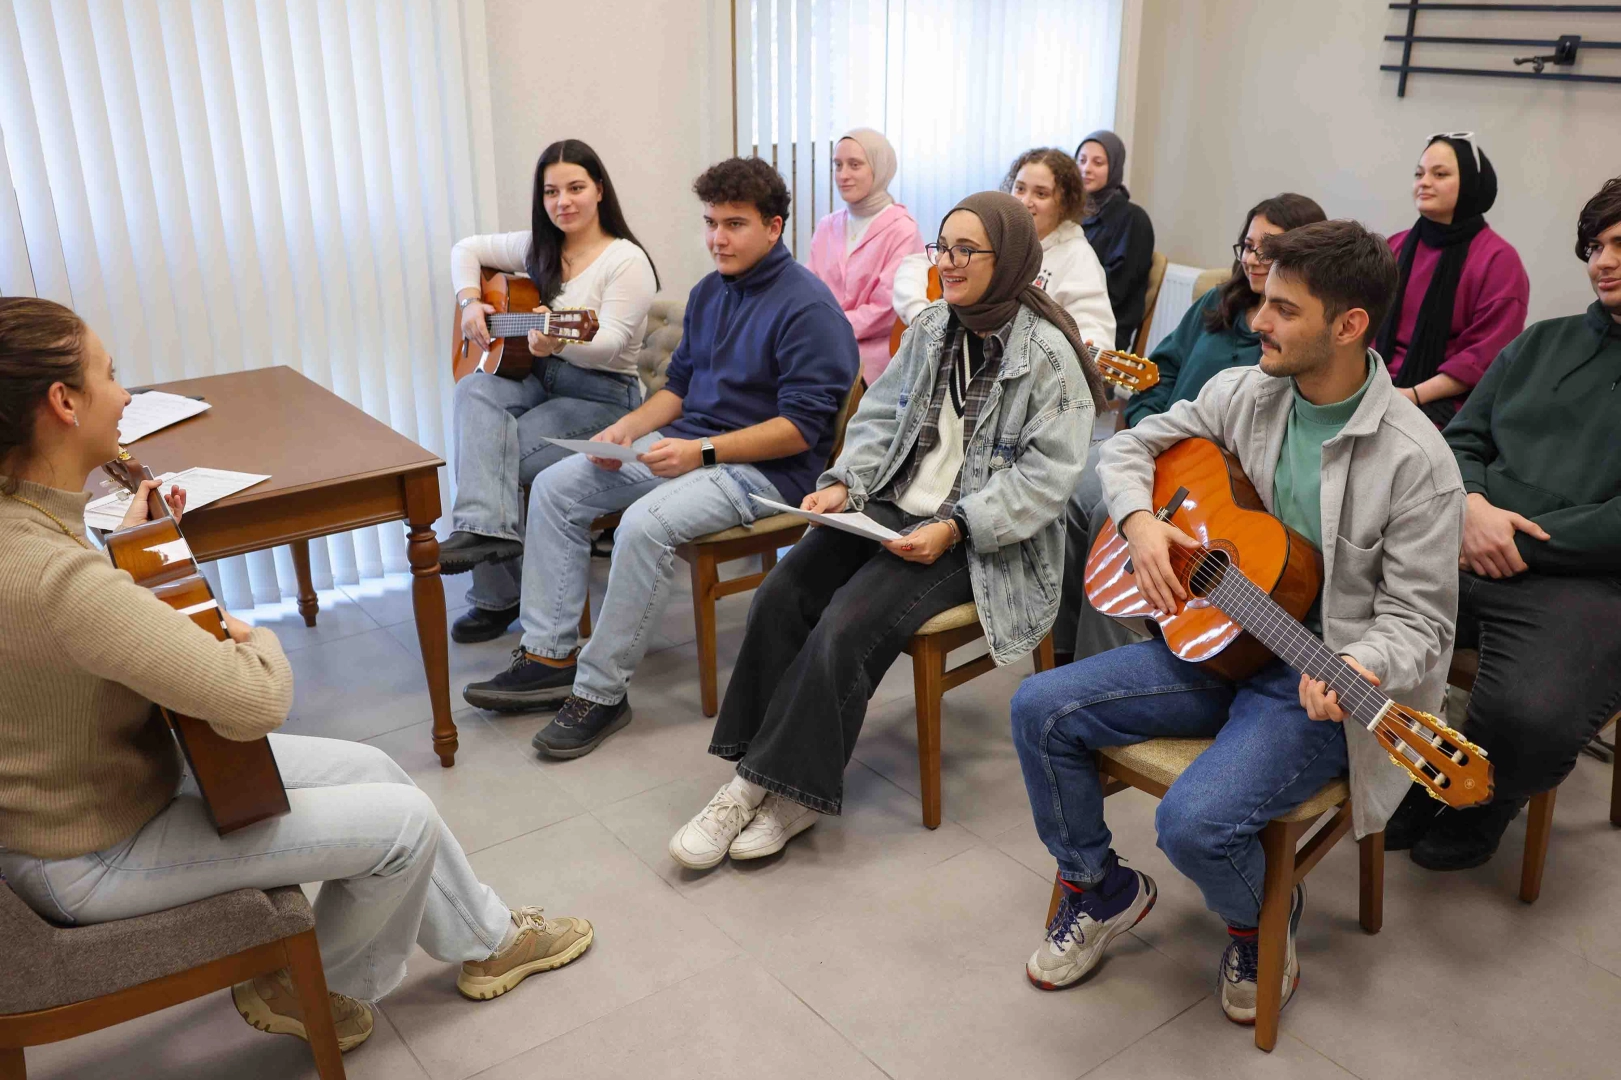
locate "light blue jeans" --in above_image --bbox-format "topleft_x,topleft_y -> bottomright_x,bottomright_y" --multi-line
1011,640 -> 1348,927
0,734 -> 511,1002
451,359 -> 641,612
519,435 -> 782,705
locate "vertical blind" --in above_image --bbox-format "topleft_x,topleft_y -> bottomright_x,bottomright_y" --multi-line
734,0 -> 1123,259
0,0 -> 497,610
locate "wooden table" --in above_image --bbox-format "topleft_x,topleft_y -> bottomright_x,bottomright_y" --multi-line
97,366 -> 459,765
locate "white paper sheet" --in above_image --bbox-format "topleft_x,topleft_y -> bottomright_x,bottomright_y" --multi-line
118,390 -> 211,444
85,467 -> 271,532
749,495 -> 904,542
540,436 -> 644,463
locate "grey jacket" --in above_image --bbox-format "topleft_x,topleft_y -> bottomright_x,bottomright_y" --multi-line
822,302 -> 1095,664
1098,356 -> 1465,837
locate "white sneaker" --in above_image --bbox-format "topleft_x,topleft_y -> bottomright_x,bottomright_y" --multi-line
729,793 -> 817,860
669,785 -> 757,870
1220,883 -> 1304,1024
1026,868 -> 1156,990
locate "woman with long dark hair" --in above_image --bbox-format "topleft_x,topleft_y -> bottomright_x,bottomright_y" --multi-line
0,298 -> 591,1056
1376,133 -> 1528,426
1053,192 -> 1327,666
441,139 -> 660,644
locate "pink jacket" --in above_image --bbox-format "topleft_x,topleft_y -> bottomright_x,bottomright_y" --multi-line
1384,224 -> 1530,389
807,204 -> 925,385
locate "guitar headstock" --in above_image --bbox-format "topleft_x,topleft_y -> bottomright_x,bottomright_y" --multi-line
102,447 -> 147,494
1093,348 -> 1160,393
547,310 -> 601,342
1374,704 -> 1494,809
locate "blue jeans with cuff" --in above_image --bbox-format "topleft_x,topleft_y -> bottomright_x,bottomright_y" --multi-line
1011,638 -> 1348,927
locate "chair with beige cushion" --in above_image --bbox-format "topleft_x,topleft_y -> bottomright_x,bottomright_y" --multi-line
1041,739 -> 1384,1053
904,608 -> 1056,829
1191,265 -> 1230,304
1130,251 -> 1170,352
0,884 -> 344,1079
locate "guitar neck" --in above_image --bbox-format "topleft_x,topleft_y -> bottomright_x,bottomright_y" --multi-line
1205,565 -> 1391,731
487,312 -> 571,338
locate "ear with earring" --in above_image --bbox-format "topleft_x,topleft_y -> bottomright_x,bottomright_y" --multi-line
72,416 -> 80,427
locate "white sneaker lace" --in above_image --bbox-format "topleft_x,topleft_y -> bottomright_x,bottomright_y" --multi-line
696,789 -> 750,840
511,905 -> 551,935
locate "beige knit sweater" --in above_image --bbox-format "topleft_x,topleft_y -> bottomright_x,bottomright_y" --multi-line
0,479 -> 294,859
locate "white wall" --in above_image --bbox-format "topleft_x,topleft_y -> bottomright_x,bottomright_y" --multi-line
480,0 -> 733,297
1128,0 -> 1620,322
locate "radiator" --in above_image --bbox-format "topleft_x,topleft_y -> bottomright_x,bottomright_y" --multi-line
1138,262 -> 1204,357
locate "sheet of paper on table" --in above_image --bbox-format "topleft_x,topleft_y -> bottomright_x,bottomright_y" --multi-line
118,390 -> 211,444
540,436 -> 644,463
85,467 -> 271,532
749,495 -> 903,542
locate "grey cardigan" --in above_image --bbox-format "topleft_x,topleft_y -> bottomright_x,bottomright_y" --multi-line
822,302 -> 1094,664
1098,357 -> 1465,836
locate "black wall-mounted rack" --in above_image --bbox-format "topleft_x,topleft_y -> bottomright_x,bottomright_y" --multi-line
1382,2 -> 1621,96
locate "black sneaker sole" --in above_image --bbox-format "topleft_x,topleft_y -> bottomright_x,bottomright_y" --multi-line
533,707 -> 633,759
439,542 -> 524,577
462,680 -> 575,713
450,611 -> 520,644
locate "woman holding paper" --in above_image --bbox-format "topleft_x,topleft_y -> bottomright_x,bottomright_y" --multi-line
668,192 -> 1104,870
442,138 -> 659,645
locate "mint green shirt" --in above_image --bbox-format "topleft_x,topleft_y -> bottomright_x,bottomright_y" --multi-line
1273,359 -> 1374,630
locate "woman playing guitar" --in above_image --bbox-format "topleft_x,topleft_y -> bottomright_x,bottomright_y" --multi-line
0,298 -> 591,1056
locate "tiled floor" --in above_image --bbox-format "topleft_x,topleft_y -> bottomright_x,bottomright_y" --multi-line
27,565 -> 1621,1079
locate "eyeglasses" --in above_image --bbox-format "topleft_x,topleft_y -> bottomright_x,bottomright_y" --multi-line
926,242 -> 995,268
1232,241 -> 1272,264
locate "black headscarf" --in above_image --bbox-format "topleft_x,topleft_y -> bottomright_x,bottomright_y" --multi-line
942,192 -> 1108,413
1375,135 -> 1498,390
1075,130 -> 1128,217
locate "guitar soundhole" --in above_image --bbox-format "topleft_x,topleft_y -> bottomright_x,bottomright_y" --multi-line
1185,547 -> 1230,598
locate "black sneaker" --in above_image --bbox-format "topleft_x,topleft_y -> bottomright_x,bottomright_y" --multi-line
451,604 -> 520,644
439,531 -> 524,576
1383,782 -> 1447,851
462,649 -> 576,712
1411,798 -> 1523,871
531,695 -> 632,759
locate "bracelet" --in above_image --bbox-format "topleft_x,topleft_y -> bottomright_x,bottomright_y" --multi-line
945,518 -> 963,549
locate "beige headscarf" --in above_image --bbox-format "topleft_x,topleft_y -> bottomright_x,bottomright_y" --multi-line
942,192 -> 1108,412
837,128 -> 896,218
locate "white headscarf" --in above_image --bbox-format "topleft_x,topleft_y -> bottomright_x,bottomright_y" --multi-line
837,128 -> 897,217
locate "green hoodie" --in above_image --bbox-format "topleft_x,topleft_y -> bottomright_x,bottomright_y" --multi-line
1444,301 -> 1621,574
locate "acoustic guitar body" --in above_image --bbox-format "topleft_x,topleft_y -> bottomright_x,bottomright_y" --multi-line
1084,438 -> 1322,681
104,516 -> 291,834
450,271 -> 542,383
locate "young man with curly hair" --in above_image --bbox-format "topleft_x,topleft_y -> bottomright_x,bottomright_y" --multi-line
1385,174 -> 1621,870
464,157 -> 860,757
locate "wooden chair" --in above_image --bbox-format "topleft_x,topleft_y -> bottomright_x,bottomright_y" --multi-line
581,376 -> 867,717
903,603 -> 1056,829
0,884 -> 344,1079
1131,251 -> 1170,353
1191,265 -> 1230,304
1445,649 -> 1620,904
1042,739 -> 1383,1053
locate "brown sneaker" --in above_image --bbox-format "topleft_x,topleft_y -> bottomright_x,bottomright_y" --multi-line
231,968 -> 374,1052
457,906 -> 594,1000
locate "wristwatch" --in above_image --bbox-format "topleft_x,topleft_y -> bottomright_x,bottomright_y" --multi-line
700,438 -> 718,468
458,295 -> 479,310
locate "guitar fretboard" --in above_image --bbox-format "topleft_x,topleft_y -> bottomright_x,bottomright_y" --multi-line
486,313 -> 585,339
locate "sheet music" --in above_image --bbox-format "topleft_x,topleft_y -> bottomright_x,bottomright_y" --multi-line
85,467 -> 270,532
118,390 -> 211,444
749,495 -> 903,542
540,436 -> 644,463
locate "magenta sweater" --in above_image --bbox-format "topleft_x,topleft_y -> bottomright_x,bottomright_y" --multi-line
1383,224 -> 1530,389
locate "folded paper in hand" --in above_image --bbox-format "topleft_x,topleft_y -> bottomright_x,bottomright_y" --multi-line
85,467 -> 270,532
541,436 -> 643,463
750,494 -> 903,542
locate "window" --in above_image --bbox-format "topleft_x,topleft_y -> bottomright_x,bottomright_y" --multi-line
734,0 -> 1123,257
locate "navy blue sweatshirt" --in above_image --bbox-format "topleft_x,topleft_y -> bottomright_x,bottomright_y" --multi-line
665,241 -> 859,504
1082,193 -> 1156,350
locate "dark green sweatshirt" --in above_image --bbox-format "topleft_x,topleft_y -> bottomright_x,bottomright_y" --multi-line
1444,301 -> 1621,574
1124,286 -> 1261,428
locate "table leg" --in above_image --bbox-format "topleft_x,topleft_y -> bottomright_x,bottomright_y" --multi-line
290,540 -> 319,628
405,474 -> 457,767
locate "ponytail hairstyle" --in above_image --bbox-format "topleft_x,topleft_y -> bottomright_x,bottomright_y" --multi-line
526,139 -> 660,305
1205,193 -> 1327,333
0,297 -> 86,494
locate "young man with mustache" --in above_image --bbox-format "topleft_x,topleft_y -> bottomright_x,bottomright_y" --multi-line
1011,220 -> 1464,1025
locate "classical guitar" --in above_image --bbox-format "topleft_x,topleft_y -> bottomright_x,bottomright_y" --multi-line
449,270 -> 601,383
1083,437 -> 1492,809
885,265 -> 1161,394
101,450 -> 291,835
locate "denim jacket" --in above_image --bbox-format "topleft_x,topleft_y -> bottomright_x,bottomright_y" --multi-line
820,302 -> 1095,664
